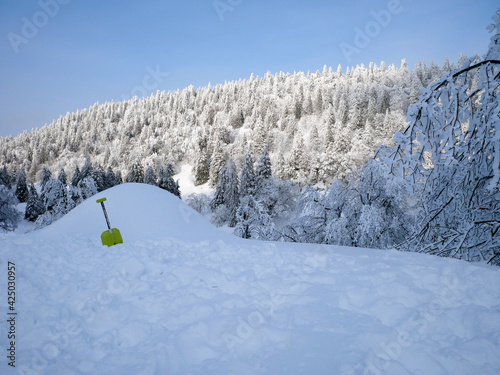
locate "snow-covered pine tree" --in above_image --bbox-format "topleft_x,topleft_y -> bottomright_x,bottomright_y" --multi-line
80,156 -> 93,180
78,176 -> 98,200
239,153 -> 256,198
71,165 -> 82,187
25,183 -> 44,222
37,178 -> 72,227
165,163 -> 174,179
193,154 -> 210,186
255,147 -> 272,189
0,166 -> 12,188
104,167 -> 116,190
209,141 -> 226,187
158,165 -> 180,198
0,185 -> 19,231
115,171 -> 123,185
15,168 -> 29,203
210,164 -> 227,212
91,166 -> 106,192
210,159 -> 240,226
126,162 -> 144,183
58,167 -> 67,185
67,184 -> 83,209
40,166 -> 52,189
287,137 -> 309,183
144,165 -> 157,185
225,160 -> 240,227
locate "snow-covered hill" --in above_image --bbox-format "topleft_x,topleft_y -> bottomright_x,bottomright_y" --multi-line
1,184 -> 500,374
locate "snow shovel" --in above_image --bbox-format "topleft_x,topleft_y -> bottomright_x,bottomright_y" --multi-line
96,197 -> 123,247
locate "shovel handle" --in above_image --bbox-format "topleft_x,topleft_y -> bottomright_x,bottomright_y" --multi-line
96,198 -> 111,230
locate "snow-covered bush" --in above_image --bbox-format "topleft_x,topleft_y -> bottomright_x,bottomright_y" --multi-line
281,188 -> 327,243
282,155 -> 413,249
234,195 -> 275,240
185,193 -> 210,213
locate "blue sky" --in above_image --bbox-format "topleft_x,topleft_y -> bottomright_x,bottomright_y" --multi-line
0,0 -> 498,137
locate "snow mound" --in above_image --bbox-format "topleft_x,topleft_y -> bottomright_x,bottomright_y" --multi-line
33,183 -> 230,243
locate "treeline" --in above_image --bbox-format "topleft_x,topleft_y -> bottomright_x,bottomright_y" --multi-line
0,157 -> 180,231
0,57 -> 464,188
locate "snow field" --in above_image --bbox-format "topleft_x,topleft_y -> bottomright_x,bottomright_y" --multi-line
1,183 -> 500,374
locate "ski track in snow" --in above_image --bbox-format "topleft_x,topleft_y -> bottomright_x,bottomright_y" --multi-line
1,184 -> 500,374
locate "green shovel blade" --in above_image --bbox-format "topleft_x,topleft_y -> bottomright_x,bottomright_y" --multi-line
101,228 -> 123,247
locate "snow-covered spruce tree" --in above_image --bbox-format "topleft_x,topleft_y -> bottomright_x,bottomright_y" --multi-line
126,162 -> 144,183
389,10 -> 500,263
0,185 -> 19,231
158,165 -> 181,198
58,167 -> 67,185
210,159 -> 240,227
287,137 -> 310,183
193,154 -> 210,186
144,165 -> 157,185
210,165 -> 227,212
91,166 -> 106,192
239,153 -> 256,197
25,183 -> 44,222
255,147 -> 272,190
35,178 -> 72,228
115,170 -> 123,185
78,176 -> 98,200
67,184 -> 83,209
104,167 -> 116,190
40,166 -> 52,190
0,166 -> 12,188
80,156 -> 93,180
15,168 -> 29,203
209,141 -> 226,187
71,165 -> 82,187
224,160 -> 240,227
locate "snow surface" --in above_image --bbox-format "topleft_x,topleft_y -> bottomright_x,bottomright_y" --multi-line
1,183 -> 500,374
174,164 -> 213,198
